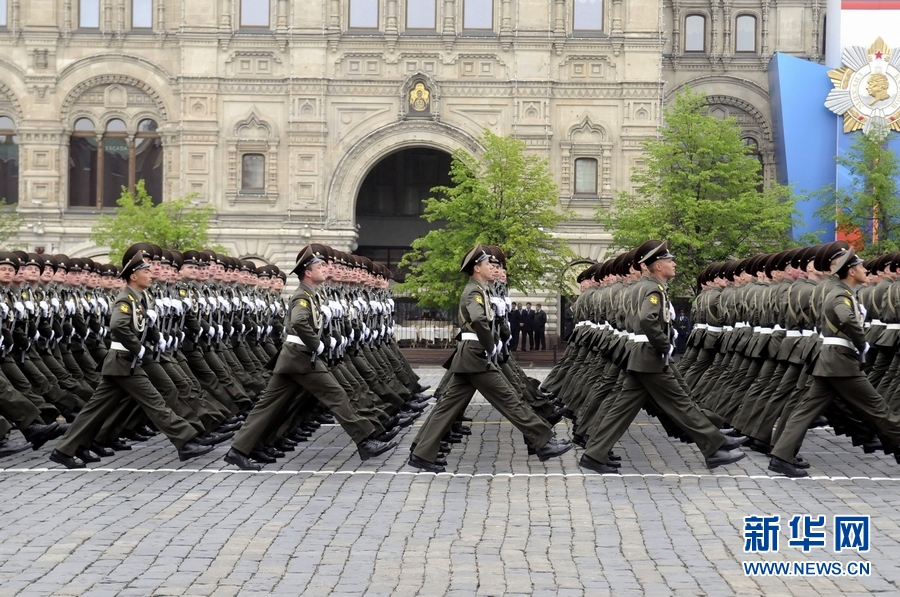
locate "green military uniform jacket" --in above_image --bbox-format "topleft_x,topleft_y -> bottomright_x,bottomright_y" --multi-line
102,286 -> 147,377
271,282 -> 327,374
626,274 -> 672,374
449,278 -> 496,374
813,280 -> 867,378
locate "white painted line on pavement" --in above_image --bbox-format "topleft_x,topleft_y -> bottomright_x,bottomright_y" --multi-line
1,467 -> 900,482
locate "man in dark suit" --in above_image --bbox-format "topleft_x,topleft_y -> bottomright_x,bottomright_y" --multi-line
675,309 -> 690,353
534,303 -> 547,350
523,302 -> 535,350
769,246 -> 900,477
223,244 -> 396,470
509,303 -> 520,351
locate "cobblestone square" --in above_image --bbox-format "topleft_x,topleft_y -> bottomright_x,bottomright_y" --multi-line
1,368 -> 898,596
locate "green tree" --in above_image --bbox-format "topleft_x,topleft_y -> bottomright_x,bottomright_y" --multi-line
396,130 -> 576,310
0,199 -> 23,247
813,126 -> 900,256
599,88 -> 796,296
91,180 -> 220,263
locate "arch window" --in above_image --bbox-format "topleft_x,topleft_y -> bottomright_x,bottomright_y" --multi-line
735,15 -> 756,52
349,0 -> 379,29
684,15 -> 706,52
463,0 -> 493,30
80,0 -> 100,28
132,0 -> 153,29
240,0 -> 269,28
0,116 -> 17,205
407,0 -> 437,30
573,0 -> 603,32
574,158 -> 598,195
68,117 -> 163,209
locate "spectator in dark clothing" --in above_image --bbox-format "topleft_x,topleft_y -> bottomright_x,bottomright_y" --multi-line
534,303 -> 547,350
523,302 -> 536,351
675,309 -> 690,354
509,303 -> 521,351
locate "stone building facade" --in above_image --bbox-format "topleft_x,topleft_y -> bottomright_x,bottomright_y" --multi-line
0,1 -> 822,327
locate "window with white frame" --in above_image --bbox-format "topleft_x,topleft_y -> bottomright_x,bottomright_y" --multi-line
132,0 -> 153,29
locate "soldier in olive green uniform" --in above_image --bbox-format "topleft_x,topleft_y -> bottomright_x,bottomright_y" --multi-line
224,244 -> 396,471
49,252 -> 214,469
769,247 -> 900,478
579,240 -> 746,474
408,244 -> 572,473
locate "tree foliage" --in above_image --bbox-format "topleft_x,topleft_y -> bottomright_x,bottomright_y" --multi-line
396,130 -> 576,310
599,88 -> 796,296
91,180 -> 220,264
0,199 -> 23,248
813,126 -> 900,257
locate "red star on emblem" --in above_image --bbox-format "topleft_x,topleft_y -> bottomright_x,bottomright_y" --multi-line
875,51 -> 884,59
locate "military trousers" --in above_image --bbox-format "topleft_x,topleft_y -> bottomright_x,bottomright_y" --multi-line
56,369 -> 198,456
771,373 -> 900,462
583,369 -> 726,464
232,370 -> 376,454
412,368 -> 553,462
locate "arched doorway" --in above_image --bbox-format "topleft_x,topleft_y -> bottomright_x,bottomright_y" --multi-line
354,146 -> 453,280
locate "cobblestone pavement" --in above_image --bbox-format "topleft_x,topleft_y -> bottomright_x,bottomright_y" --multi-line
1,368 -> 899,596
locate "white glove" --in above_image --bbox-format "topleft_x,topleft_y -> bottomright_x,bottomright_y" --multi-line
0,302 -> 7,317
32,330 -> 40,341
667,344 -> 675,357
97,297 -> 108,311
38,301 -> 49,317
218,296 -> 229,309
207,326 -> 216,339
492,342 -> 501,357
51,297 -> 60,310
157,337 -> 167,352
862,341 -> 871,356
137,345 -> 146,359
198,296 -> 207,308
387,298 -> 395,310
315,341 -> 324,355
257,325 -> 263,336
232,296 -> 241,308
672,329 -> 679,342
242,295 -> 252,306
270,303 -> 278,315
668,302 -> 676,322
81,298 -> 91,313
13,301 -> 24,317
171,301 -> 182,315
145,309 -> 158,325
859,303 -> 868,320
24,300 -> 35,314
217,324 -> 224,338
89,297 -> 98,311
372,329 -> 380,340
183,297 -> 193,309
505,297 -> 512,310
329,337 -> 337,349
64,299 -> 76,314
255,298 -> 265,310
266,325 -> 272,335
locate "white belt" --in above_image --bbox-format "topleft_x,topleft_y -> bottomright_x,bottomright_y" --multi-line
822,337 -> 857,351
773,324 -> 784,331
285,334 -> 307,347
706,325 -> 723,332
575,321 -> 588,328
735,322 -> 748,328
785,330 -> 802,337
871,319 -> 885,326
694,323 -> 708,329
758,327 -> 773,335
752,326 -> 761,333
460,332 -> 479,342
109,341 -> 129,352
887,324 -> 900,330
632,334 -> 649,343
864,322 -> 871,329
801,330 -> 815,337
724,326 -> 734,331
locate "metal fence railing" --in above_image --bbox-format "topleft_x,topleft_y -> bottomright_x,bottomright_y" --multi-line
392,299 -> 460,348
